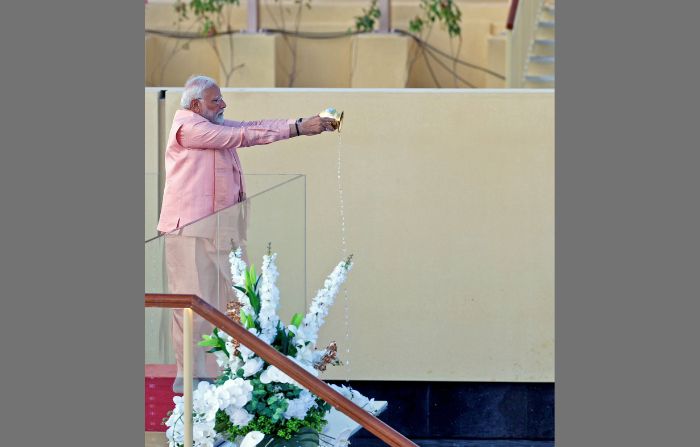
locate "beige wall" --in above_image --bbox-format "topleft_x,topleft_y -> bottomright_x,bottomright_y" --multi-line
145,0 -> 509,88
147,87 -> 554,381
486,33 -> 506,87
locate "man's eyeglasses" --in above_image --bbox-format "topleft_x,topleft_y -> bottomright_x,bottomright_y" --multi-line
197,97 -> 225,105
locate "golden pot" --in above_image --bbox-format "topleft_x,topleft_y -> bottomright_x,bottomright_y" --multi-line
319,107 -> 344,132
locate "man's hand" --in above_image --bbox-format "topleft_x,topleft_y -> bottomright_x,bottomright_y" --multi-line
299,115 -> 337,136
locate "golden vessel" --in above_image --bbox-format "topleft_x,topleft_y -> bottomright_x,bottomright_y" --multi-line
319,107 -> 344,132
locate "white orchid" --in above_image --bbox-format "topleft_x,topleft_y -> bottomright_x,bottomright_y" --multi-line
226,407 -> 254,427
239,431 -> 265,447
283,389 -> 318,419
241,356 -> 264,378
230,247 -> 253,317
169,249 -> 369,445
258,252 -> 281,343
216,378 -> 253,409
259,364 -> 297,386
329,384 -> 373,409
165,379 -> 254,447
294,260 -> 352,348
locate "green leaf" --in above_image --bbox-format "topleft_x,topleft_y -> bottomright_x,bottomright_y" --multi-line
247,265 -> 257,289
246,267 -> 252,289
254,272 -> 262,293
248,290 -> 261,315
240,311 -> 256,329
264,428 -> 320,447
214,409 -> 231,432
276,325 -> 290,355
198,337 -> 220,347
290,312 -> 304,328
246,313 -> 256,329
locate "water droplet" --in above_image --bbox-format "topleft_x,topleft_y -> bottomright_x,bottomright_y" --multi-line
337,134 -> 352,382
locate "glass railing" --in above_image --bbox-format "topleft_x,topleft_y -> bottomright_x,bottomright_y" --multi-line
145,174 -> 306,439
145,172 -> 160,241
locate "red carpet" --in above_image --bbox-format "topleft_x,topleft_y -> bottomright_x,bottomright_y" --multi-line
145,364 -> 179,432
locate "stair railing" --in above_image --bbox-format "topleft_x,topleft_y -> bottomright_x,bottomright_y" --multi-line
146,293 -> 418,447
506,0 -> 547,87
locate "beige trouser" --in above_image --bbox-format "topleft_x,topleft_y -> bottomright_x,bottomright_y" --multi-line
164,201 -> 250,380
165,234 -> 235,379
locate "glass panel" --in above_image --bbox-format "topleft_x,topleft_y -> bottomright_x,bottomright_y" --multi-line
244,173 -> 303,198
145,172 -> 160,240
145,174 -> 306,437
189,174 -> 307,382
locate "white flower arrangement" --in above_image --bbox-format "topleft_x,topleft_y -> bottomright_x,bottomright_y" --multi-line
165,247 -> 372,447
165,379 -> 253,447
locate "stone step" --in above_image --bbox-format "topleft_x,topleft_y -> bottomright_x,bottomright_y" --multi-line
539,20 -> 555,28
525,74 -> 555,83
529,55 -> 555,64
535,25 -> 555,40
524,74 -> 555,88
525,59 -> 555,77
532,39 -> 555,56
524,82 -> 554,89
534,38 -> 555,46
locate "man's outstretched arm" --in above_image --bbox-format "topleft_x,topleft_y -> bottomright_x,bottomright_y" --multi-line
180,116 -> 335,150
179,118 -> 291,150
225,116 -> 337,142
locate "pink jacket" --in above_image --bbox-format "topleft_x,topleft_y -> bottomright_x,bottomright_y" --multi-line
157,109 -> 293,234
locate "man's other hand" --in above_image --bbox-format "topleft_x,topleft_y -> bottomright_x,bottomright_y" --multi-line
300,116 -> 337,135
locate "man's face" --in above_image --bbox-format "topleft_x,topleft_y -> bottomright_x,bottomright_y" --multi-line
192,85 -> 226,124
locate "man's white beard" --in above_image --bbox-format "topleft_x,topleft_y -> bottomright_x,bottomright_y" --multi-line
215,112 -> 225,125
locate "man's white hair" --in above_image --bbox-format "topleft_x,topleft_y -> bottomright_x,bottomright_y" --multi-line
180,75 -> 219,109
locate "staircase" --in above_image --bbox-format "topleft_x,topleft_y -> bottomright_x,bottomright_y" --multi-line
523,1 -> 555,88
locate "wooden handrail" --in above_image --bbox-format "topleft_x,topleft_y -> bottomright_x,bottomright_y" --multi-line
506,0 -> 520,30
146,293 -> 418,447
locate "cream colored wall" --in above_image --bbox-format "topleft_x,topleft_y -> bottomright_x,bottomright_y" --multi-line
486,33 -> 506,87
350,34 -> 412,87
145,0 -> 509,88
150,88 -> 554,381
146,35 -> 221,87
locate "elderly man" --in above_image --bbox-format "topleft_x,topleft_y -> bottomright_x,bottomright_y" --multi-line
158,75 -> 335,391
158,75 -> 335,234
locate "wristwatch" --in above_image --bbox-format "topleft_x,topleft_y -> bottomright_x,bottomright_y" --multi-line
295,117 -> 303,136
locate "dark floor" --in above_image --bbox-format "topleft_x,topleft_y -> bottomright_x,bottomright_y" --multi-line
349,439 -> 553,447
327,380 -> 554,445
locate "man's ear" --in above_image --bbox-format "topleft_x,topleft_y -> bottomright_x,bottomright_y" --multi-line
190,99 -> 200,112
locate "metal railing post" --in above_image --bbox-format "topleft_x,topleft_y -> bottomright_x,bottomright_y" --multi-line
183,308 -> 194,447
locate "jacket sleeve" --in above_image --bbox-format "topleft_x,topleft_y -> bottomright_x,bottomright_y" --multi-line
180,118 -> 292,150
225,118 -> 295,129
